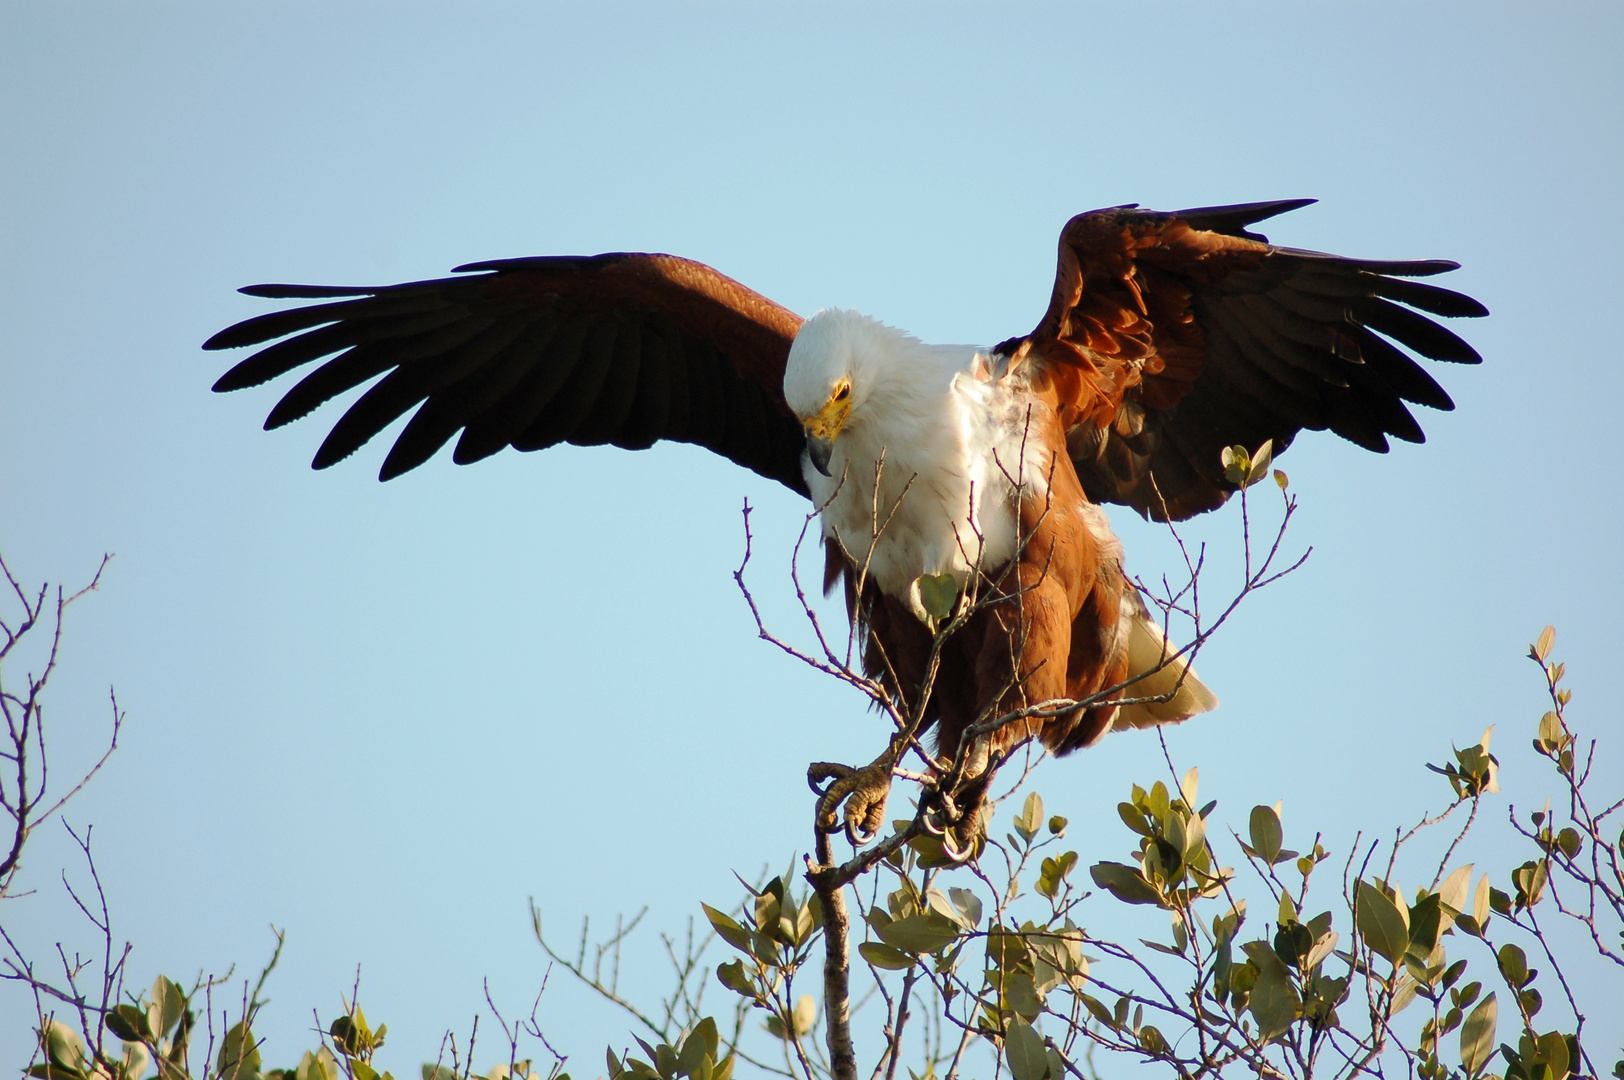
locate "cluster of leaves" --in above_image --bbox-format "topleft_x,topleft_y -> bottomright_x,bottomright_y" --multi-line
28,971 -> 290,1080
696,792 -> 1094,1080
683,630 -> 1619,1080
703,868 -> 826,1059
1034,633 -> 1616,1080
604,1018 -> 734,1080
28,975 -> 562,1080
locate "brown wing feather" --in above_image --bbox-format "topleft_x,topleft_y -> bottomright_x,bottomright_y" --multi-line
206,253 -> 810,493
1000,201 -> 1488,520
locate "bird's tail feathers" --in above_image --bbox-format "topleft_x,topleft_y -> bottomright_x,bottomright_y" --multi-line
1111,600 -> 1219,732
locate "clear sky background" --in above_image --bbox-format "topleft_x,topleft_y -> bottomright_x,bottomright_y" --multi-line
3,2 -> 1621,1073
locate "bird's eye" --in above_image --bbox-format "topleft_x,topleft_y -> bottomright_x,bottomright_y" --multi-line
834,383 -> 850,401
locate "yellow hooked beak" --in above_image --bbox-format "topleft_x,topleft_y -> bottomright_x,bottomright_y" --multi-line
802,380 -> 852,476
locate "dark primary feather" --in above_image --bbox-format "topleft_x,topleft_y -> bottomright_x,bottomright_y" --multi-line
1015,201 -> 1487,520
206,254 -> 810,493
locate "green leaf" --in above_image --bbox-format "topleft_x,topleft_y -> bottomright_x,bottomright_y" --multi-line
1146,782 -> 1170,824
700,904 -> 754,954
1246,440 -> 1275,486
1408,893 -> 1444,956
985,926 -> 1031,974
906,830 -> 963,868
1182,812 -> 1208,862
1273,921 -> 1313,969
330,1010 -> 375,1057
752,890 -> 782,935
1249,957 -> 1299,1040
1438,864 -> 1474,922
1036,852 -> 1078,899
913,573 -> 958,621
1014,792 -> 1044,843
877,912 -> 960,954
858,942 -> 916,970
44,1021 -> 88,1074
947,888 -> 983,929
1278,890 -> 1298,928
1031,956 -> 1064,996
1221,445 -> 1251,485
217,1020 -> 261,1079
794,901 -> 816,942
1089,861 -> 1162,906
1497,943 -> 1530,987
677,1025 -> 710,1076
1534,625 -> 1556,662
1512,860 -> 1548,908
1472,872 -> 1491,928
1356,881 -> 1409,964
304,1050 -> 341,1080
1249,805 -> 1283,864
1303,931 -> 1339,973
1536,1031 -> 1570,1080
691,1018 -> 720,1061
1390,973 -> 1419,1014
1179,767 -> 1199,808
27,1068 -> 81,1080
1211,932 -> 1233,1004
678,1019 -> 717,1071
105,1004 -> 151,1044
122,1042 -> 152,1080
1117,802 -> 1152,836
1080,993 -> 1116,1028
792,996 -> 817,1037
716,960 -> 753,997
1538,711 -> 1565,753
150,976 -> 185,1040
1008,973 -> 1044,1021
1003,1019 -> 1049,1080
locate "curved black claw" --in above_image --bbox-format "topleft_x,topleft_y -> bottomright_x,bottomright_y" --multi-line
919,789 -> 961,837
811,757 -> 893,847
844,817 -> 881,847
920,774 -> 990,864
939,823 -> 979,864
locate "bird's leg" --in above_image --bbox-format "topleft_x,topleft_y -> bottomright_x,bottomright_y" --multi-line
808,738 -> 903,847
919,743 -> 1005,863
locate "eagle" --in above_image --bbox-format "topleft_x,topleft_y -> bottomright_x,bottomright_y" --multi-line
206,199 -> 1485,854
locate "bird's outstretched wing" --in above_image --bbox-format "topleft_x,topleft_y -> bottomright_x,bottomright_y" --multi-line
1000,200 -> 1488,520
206,253 -> 810,493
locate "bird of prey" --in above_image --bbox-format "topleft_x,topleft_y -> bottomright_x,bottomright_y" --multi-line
207,199 -> 1485,853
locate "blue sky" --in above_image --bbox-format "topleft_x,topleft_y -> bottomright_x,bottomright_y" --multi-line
3,2 -> 1621,1073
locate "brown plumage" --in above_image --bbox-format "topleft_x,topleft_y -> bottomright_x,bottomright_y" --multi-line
208,253 -> 808,486
838,406 -> 1135,811
208,199 -> 1485,849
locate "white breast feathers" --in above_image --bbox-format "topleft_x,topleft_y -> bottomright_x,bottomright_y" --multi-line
790,311 -> 1052,603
